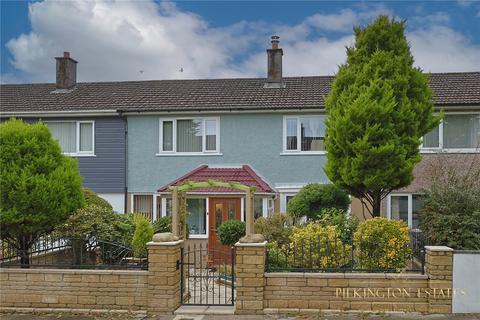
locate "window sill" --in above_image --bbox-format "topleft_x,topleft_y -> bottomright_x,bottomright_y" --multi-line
156,152 -> 223,157
280,151 -> 326,156
420,149 -> 479,154
65,153 -> 96,157
188,234 -> 208,239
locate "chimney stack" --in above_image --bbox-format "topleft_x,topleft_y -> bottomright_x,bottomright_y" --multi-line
264,35 -> 285,88
55,52 -> 77,89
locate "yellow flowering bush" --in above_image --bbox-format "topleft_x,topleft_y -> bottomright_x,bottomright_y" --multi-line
354,217 -> 411,271
287,223 -> 352,270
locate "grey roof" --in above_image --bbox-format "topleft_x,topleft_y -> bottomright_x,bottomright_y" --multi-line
1,72 -> 479,114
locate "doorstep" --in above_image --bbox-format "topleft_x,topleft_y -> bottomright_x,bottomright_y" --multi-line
174,305 -> 235,315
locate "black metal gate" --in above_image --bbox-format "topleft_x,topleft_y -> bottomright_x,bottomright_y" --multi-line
179,244 -> 235,306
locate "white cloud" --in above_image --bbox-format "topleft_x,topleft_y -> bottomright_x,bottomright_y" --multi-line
408,25 -> 480,73
2,0 -> 479,84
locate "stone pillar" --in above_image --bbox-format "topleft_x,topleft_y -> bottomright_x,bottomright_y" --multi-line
147,236 -> 183,315
235,241 -> 267,315
425,246 -> 453,314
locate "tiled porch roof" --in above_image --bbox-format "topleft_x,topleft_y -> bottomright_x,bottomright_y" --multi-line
157,165 -> 275,194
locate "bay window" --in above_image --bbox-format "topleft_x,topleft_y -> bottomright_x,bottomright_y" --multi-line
422,113 -> 480,151
133,194 -> 153,221
284,116 -> 325,153
159,117 -> 219,154
388,194 -> 423,230
45,121 -> 94,155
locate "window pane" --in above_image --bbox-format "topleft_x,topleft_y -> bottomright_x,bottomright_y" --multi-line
79,122 -> 93,152
444,114 -> 480,149
165,198 -> 172,217
46,122 -> 76,153
412,195 -> 423,230
423,125 -> 439,148
286,118 -> 297,150
390,196 -> 408,225
205,119 -> 217,151
177,119 -> 203,152
300,117 -> 324,151
133,195 -> 153,220
162,121 -> 173,151
254,197 -> 263,219
186,199 -> 206,235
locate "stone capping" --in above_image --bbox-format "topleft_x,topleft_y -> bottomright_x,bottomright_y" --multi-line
425,245 -> 453,252
235,241 -> 267,247
0,268 -> 148,276
0,307 -> 146,315
454,250 -> 480,254
265,272 -> 428,280
146,239 -> 183,246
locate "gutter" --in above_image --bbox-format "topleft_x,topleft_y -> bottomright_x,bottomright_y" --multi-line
0,110 -> 119,117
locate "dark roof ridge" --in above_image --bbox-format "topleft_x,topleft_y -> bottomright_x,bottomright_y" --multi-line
2,71 -> 478,87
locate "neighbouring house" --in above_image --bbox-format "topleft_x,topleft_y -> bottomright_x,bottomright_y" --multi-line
1,37 -> 479,246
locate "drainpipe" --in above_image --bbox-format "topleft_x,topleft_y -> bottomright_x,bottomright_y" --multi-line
119,110 -> 128,214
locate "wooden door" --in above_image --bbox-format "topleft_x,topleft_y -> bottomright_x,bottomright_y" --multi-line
208,198 -> 241,261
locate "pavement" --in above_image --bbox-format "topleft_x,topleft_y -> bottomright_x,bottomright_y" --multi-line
1,312 -> 480,320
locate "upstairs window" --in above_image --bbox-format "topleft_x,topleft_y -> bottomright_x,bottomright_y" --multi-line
45,121 -> 94,156
159,118 -> 219,154
284,116 -> 325,153
422,113 -> 480,151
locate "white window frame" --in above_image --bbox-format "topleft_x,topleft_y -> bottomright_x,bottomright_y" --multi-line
160,196 -> 209,239
282,115 -> 326,155
157,117 -> 221,156
44,120 -> 95,156
420,112 -> 480,154
387,193 -> 422,231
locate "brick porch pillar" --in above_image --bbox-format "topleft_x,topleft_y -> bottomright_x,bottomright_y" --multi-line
147,238 -> 183,315
425,245 -> 453,314
235,241 -> 267,315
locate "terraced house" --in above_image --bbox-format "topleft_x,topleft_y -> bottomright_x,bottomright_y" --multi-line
1,39 -> 479,248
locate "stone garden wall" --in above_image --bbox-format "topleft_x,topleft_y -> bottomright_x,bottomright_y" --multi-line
0,268 -> 148,311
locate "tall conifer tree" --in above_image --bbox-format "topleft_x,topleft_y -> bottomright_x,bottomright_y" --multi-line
325,16 -> 441,217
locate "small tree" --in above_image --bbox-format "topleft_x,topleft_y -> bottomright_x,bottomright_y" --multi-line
0,119 -> 84,265
217,220 -> 246,246
287,183 -> 350,221
131,214 -> 154,258
325,16 -> 441,217
419,155 -> 480,250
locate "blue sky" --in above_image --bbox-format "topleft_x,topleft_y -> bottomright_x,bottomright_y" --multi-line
1,1 -> 479,83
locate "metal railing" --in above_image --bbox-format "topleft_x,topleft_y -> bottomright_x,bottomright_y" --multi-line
0,235 -> 147,270
266,232 -> 425,273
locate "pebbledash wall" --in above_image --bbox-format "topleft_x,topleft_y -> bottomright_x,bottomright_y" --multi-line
0,242 -> 456,315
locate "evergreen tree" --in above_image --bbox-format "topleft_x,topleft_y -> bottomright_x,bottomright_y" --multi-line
0,119 -> 84,265
325,16 -> 440,217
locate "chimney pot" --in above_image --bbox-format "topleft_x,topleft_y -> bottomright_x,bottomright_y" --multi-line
55,52 -> 77,90
271,35 -> 280,49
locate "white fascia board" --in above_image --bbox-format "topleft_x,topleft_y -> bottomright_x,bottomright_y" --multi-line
1,110 -> 119,117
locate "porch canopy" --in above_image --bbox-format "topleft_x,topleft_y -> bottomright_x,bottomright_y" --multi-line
157,165 -> 275,239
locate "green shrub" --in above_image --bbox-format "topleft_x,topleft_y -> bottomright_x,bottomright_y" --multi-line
0,119 -> 84,265
152,216 -> 172,233
316,208 -> 359,244
254,213 -> 293,247
419,157 -> 480,250
131,214 -> 154,258
288,223 -> 351,269
287,183 -> 350,221
83,188 -> 112,210
217,220 -> 245,246
354,217 -> 411,271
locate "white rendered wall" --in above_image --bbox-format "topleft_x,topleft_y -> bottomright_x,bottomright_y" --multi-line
452,251 -> 480,313
98,193 -> 125,213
